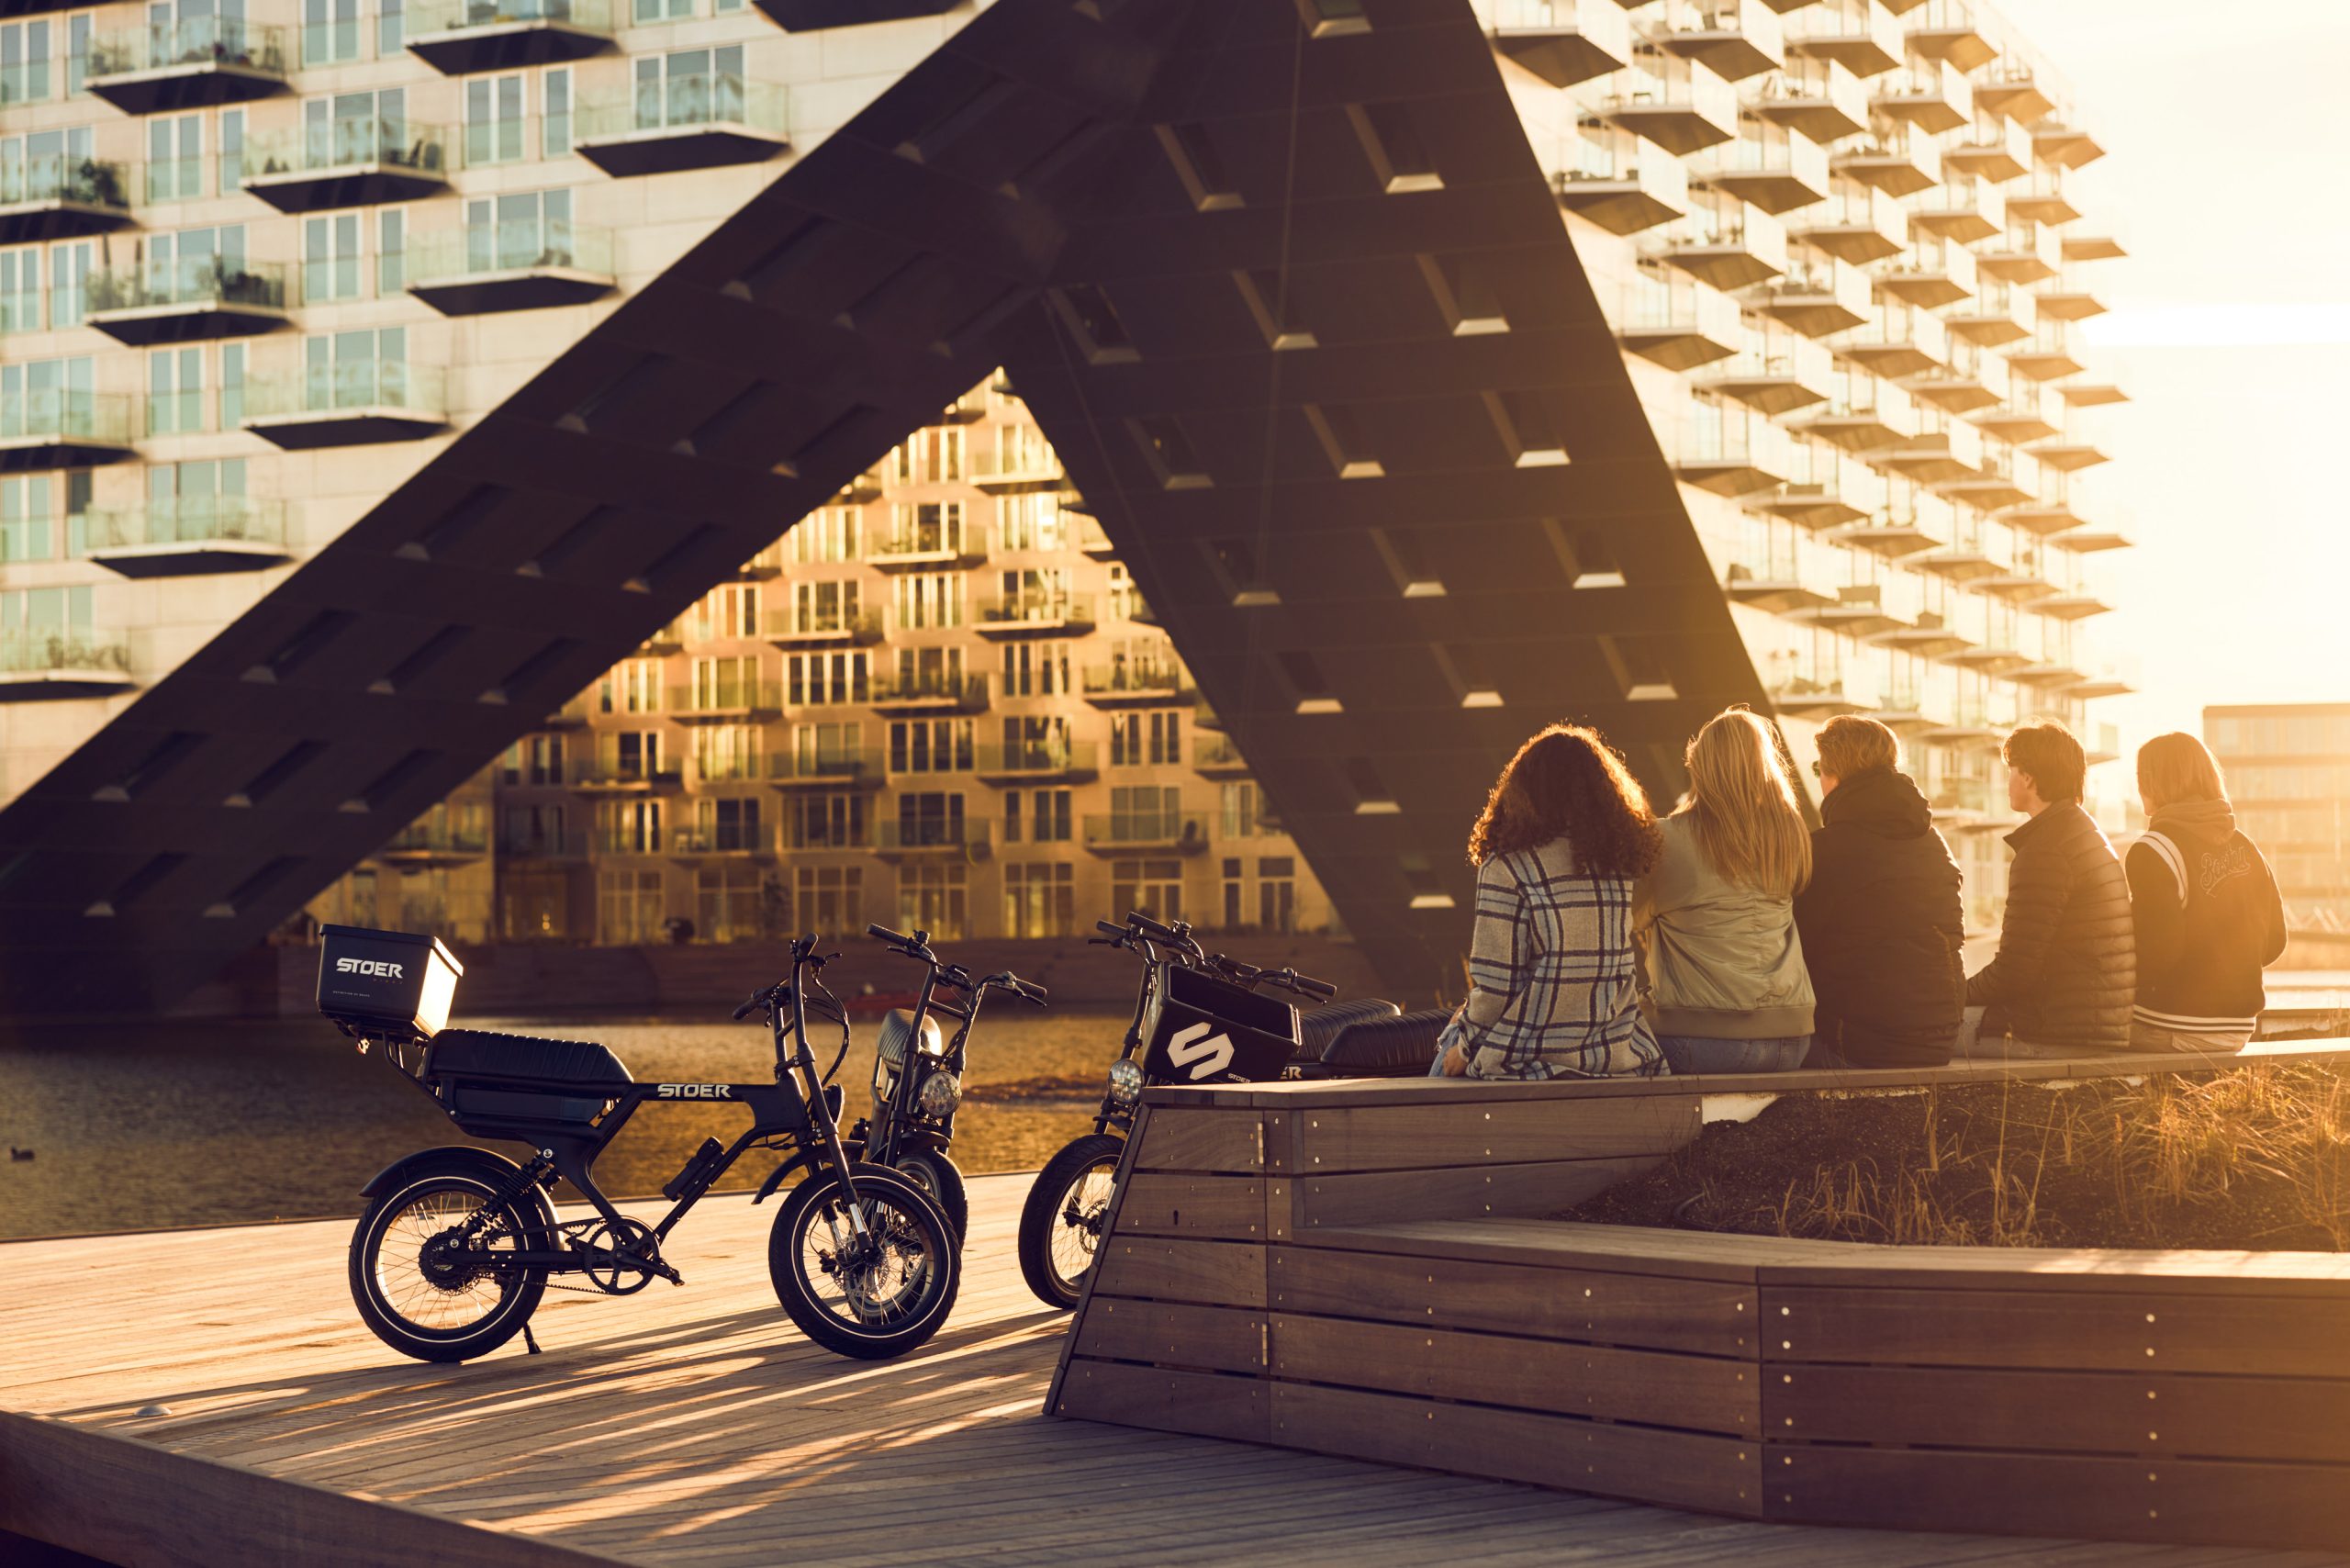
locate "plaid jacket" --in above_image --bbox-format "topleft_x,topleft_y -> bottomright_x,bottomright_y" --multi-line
1440,837 -> 1664,1081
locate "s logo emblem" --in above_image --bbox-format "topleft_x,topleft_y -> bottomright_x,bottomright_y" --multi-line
1167,1021 -> 1236,1081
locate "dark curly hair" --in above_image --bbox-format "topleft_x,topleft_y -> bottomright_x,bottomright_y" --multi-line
1467,723 -> 1662,878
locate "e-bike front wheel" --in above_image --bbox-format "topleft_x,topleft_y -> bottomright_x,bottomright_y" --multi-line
769,1162 -> 959,1360
891,1150 -> 968,1239
1016,1133 -> 1125,1312
349,1161 -> 553,1363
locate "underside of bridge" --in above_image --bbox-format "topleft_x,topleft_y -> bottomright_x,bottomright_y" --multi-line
0,0 -> 1766,1017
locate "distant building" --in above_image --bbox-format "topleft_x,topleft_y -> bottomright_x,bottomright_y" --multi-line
2206,703 -> 2350,959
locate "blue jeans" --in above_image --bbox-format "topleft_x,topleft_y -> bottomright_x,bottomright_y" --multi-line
1654,1034 -> 1811,1075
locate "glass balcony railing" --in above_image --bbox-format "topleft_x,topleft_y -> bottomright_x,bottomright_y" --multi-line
382,822 -> 492,856
0,155 -> 134,212
88,18 -> 290,80
871,521 -> 984,561
1083,811 -> 1211,850
668,678 -> 783,713
867,671 -> 988,707
407,218 -> 614,282
82,498 -> 286,551
1082,664 -> 1192,700
0,392 -> 133,445
1192,734 -> 1248,770
569,759 -> 682,788
670,823 -> 772,855
976,591 -> 1094,629
246,119 -> 453,178
245,361 -> 446,420
0,629 -> 130,675
877,819 -> 988,852
979,739 -> 1098,776
87,257 -> 289,316
1616,274 -> 1743,339
772,748 -> 884,785
575,74 -> 787,139
760,608 -> 884,643
406,0 -> 613,35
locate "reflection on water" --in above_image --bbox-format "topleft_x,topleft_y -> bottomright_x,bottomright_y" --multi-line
0,1010 -> 1128,1240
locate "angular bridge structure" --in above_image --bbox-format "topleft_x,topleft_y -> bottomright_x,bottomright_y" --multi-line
0,0 -> 1765,1016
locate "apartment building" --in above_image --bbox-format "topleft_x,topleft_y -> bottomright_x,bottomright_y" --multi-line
2207,703 -> 2350,943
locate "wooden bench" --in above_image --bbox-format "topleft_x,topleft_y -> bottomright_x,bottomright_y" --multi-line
1049,1041 -> 2350,1552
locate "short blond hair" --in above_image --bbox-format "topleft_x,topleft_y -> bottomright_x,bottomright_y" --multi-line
1816,715 -> 1899,780
2138,732 -> 2227,811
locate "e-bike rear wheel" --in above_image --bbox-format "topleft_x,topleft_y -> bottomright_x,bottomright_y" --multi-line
769,1162 -> 959,1360
350,1160 -> 554,1363
1016,1133 -> 1125,1312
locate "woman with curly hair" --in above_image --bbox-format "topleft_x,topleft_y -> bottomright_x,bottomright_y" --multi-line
1434,723 -> 1669,1080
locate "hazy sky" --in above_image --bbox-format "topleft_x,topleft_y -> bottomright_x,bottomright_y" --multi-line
2021,2 -> 2350,751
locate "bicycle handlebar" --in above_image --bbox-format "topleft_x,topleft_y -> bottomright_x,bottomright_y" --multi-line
867,923 -> 914,946
732,991 -> 766,1022
1095,920 -> 1127,940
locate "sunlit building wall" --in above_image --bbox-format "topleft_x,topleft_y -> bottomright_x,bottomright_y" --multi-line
2207,703 -> 2350,955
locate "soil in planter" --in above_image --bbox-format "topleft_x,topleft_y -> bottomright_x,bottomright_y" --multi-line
1561,1062 -> 2350,1250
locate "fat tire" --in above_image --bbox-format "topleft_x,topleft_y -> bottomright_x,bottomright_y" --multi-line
768,1162 -> 960,1360
348,1159 -> 554,1363
890,1150 -> 969,1239
1016,1133 -> 1126,1312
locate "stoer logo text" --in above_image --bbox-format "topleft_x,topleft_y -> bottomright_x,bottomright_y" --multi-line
657,1083 -> 732,1099
335,958 -> 405,979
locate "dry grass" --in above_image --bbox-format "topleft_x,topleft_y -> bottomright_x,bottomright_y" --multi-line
1569,1063 -> 2350,1251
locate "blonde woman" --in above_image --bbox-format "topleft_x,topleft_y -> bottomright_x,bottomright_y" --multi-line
2127,732 -> 2286,1052
1634,708 -> 1814,1073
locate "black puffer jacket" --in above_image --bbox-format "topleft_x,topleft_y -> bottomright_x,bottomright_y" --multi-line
1967,801 -> 2135,1049
1791,768 -> 1964,1067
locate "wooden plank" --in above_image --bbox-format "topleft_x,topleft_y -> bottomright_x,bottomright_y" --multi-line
1131,1109 -> 1263,1174
1294,1157 -> 1659,1230
1052,1359 -> 1270,1446
1293,1096 -> 1701,1173
1271,1243 -> 1758,1358
1114,1172 -> 1272,1242
1762,1284 -> 2350,1376
0,1411 -> 622,1568
1304,1218 -> 1769,1283
1047,1100 -> 1155,1416
1270,1382 -> 1763,1520
1765,1364 -> 2350,1463
1091,1238 -> 1269,1309
1758,1246 -> 2350,1294
1270,1312 -> 1759,1437
1074,1297 -> 1266,1376
1764,1445 -> 2350,1552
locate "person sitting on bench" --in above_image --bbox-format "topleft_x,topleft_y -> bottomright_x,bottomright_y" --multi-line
1633,707 -> 1815,1075
1793,715 -> 1965,1069
1966,720 -> 2135,1055
2126,732 -> 2286,1054
1433,723 -> 1667,1081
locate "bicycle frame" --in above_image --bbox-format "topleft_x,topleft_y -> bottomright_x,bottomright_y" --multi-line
861,958 -> 984,1168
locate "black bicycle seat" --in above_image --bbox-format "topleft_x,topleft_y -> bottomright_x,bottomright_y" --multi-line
427,1029 -> 632,1085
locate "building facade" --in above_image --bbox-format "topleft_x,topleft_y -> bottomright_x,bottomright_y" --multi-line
2207,703 -> 2350,955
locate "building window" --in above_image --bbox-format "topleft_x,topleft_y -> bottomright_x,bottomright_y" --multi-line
694,581 -> 759,640
148,114 -> 204,201
791,578 -> 861,635
378,0 -> 403,54
64,14 -> 88,96
895,790 -> 965,849
634,44 -> 742,130
693,795 -> 763,854
796,864 -> 863,938
219,341 -> 245,429
376,207 -> 404,294
893,571 -> 962,630
792,721 -> 863,775
997,491 -> 1066,552
302,0 -> 360,66
147,346 -> 206,435
598,867 -> 666,944
599,657 -> 662,714
464,73 -> 526,166
1111,858 -> 1183,924
1222,779 -> 1267,838
1000,639 -> 1071,698
688,653 -> 763,711
1,20 -> 54,107
1004,786 -> 1070,845
1,356 -> 94,438
787,790 -> 866,849
1259,856 -> 1297,933
789,506 -> 859,564
0,475 -> 53,563
897,860 -> 968,940
634,0 -> 692,22
785,651 -> 869,706
1004,862 -> 1074,938
695,863 -> 766,943
1221,857 -> 1243,929
887,499 -> 964,554
303,211 -> 364,302
1110,711 -> 1181,767
891,427 -> 963,484
500,736 -> 563,789
543,67 -> 570,156
889,718 -> 974,775
0,247 -> 39,333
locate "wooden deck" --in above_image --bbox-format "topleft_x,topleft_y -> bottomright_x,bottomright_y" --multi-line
3,1175 -> 2344,1568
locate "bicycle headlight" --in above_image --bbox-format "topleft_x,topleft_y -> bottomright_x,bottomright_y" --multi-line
917,1068 -> 962,1119
1106,1058 -> 1145,1107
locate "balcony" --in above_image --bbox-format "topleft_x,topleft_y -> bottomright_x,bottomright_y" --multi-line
1757,482 -> 1867,529
974,740 -> 1099,785
81,499 -> 291,577
86,19 -> 289,114
755,0 -> 958,29
2031,122 -> 2104,171
971,445 -> 1066,495
1904,0 -> 1998,71
2033,280 -> 2106,322
667,824 -> 776,860
1942,286 -> 2034,348
1723,558 -> 1830,616
1933,466 -> 2032,510
1831,305 -> 1947,378
1791,382 -> 1914,451
243,120 -> 451,213
568,761 -> 683,792
2009,659 -> 2083,689
1966,398 -> 2058,444
1867,610 -> 1968,655
1695,338 -> 1832,415
1912,545 -> 2001,582
1870,60 -> 1973,135
1692,127 -> 1828,216
862,672 -> 984,715
404,0 -> 613,74
2050,528 -> 2128,554
0,627 -> 135,704
1081,812 -> 1211,857
1614,275 -> 1742,368
2004,329 -> 2084,382
1937,644 -> 2029,678
1871,421 -> 1981,484
1750,62 -> 1867,142
762,608 -> 883,648
1672,409 -> 1794,495
1487,0 -> 1631,87
1644,205 -> 1786,290
1746,257 -> 1870,336
2007,176 -> 2081,228
575,75 -> 789,179
1768,678 -> 1865,719
1907,177 -> 2004,243
1976,566 -> 2055,604
1828,511 -> 1943,558
0,394 -> 135,472
1942,118 -> 2031,184
375,823 -> 492,867
2034,592 -> 2110,622
1784,1 -> 1902,76
407,220 -> 614,315
1082,664 -> 1195,708
2064,673 -> 2132,700
1796,585 -> 1901,637
1873,245 -> 1976,308
2059,381 -> 2127,409
1076,518 -> 1119,558
868,521 -> 985,570
1785,185 -> 1905,263
0,156 -> 133,244
1998,498 -> 2088,537
86,258 -> 289,345
1975,65 -> 2055,126
1592,55 -> 1738,155
1901,364 -> 1998,414
768,749 -> 885,791
874,819 -> 990,859
974,592 -> 1094,638
1654,1 -> 1785,82
1830,133 -> 1939,197
1192,734 -> 1251,779
1975,226 -> 2061,285
667,679 -> 784,723
244,362 -> 447,448
637,620 -> 686,655
2026,438 -> 2107,475
1550,143 -> 1688,235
